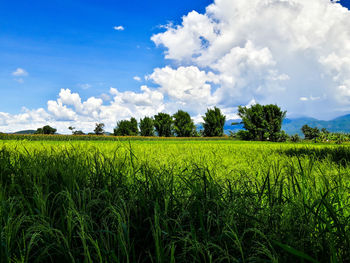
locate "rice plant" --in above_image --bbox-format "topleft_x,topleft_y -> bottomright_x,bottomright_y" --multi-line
0,140 -> 349,262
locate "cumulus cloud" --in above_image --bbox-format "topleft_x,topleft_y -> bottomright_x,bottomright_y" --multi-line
150,0 -> 350,119
12,68 -> 28,77
0,87 -> 165,134
3,0 -> 350,133
114,25 -> 124,31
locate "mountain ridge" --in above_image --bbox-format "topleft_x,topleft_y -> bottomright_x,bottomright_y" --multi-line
223,114 -> 350,135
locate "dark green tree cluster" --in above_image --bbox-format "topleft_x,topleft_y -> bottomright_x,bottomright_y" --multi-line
94,123 -> 105,135
114,118 -> 138,136
154,113 -> 173,137
139,117 -> 155,136
68,126 -> 85,135
237,104 -> 286,142
112,108 -> 225,137
202,107 -> 226,137
301,125 -> 320,140
35,125 -> 57,135
173,110 -> 197,137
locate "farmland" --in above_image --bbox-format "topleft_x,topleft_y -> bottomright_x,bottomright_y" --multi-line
0,139 -> 350,262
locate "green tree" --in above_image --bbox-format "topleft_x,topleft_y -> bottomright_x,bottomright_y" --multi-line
301,124 -> 320,140
73,130 -> 85,135
290,134 -> 301,142
202,107 -> 226,137
114,118 -> 139,136
139,116 -> 155,136
68,126 -> 75,134
238,104 -> 286,141
154,113 -> 173,137
114,120 -> 132,136
130,117 -> 138,135
173,110 -> 196,137
35,125 -> 57,135
94,123 -> 105,135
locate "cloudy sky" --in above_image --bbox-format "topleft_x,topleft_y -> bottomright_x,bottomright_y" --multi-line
1,0 -> 350,133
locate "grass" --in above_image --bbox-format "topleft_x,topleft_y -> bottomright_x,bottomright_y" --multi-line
0,139 -> 349,262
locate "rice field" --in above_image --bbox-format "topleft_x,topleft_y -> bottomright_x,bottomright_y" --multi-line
0,139 -> 349,262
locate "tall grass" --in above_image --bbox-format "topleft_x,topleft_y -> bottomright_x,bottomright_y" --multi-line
0,140 -> 349,262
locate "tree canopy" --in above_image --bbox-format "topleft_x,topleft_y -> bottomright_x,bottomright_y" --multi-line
139,117 -> 155,136
114,118 -> 138,136
237,104 -> 286,141
35,125 -> 57,135
202,107 -> 226,137
94,123 -> 105,135
173,110 -> 196,137
154,113 -> 173,137
301,124 -> 320,140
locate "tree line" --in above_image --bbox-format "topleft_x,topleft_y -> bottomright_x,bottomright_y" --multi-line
34,104 -> 292,141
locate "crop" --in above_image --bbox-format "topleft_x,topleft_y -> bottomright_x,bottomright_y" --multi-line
0,140 -> 349,262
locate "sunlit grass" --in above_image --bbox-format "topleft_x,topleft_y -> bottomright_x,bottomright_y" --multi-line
0,139 -> 349,262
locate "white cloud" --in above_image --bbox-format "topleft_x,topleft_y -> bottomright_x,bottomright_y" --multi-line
3,0 -> 350,133
114,25 -> 124,31
0,87 -> 165,134
133,76 -> 142,82
150,0 -> 350,119
12,68 -> 28,77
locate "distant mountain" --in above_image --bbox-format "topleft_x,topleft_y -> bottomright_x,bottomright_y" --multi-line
13,130 -> 36,135
222,114 -> 350,135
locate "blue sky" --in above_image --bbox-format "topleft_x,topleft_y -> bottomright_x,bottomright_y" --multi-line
0,0 -> 212,113
1,0 -> 350,133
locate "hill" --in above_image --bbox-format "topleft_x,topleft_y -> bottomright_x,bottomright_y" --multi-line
13,130 -> 36,135
222,114 -> 350,135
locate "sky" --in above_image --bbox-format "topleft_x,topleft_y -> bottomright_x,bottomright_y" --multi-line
1,0 -> 350,133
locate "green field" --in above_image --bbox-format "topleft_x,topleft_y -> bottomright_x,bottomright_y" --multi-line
0,140 -> 349,262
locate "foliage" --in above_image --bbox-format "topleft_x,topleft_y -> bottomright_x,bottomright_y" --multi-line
35,125 -> 57,135
0,140 -> 349,262
202,107 -> 226,137
73,130 -> 85,135
114,118 -> 139,136
290,134 -> 301,142
130,117 -> 138,135
94,123 -> 105,135
139,116 -> 155,136
301,124 -> 320,140
172,110 -> 196,137
154,112 -> 173,137
277,130 -> 289,142
238,104 -> 286,141
69,126 -> 85,135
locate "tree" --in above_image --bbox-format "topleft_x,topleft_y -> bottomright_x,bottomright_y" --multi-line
238,104 -> 286,141
301,124 -> 320,140
68,126 -> 84,135
73,130 -> 85,135
139,116 -> 155,136
130,117 -> 138,135
154,113 -> 173,137
35,125 -> 57,135
68,126 -> 75,134
173,110 -> 196,137
114,118 -> 139,136
94,123 -> 105,135
202,107 -> 226,137
290,134 -> 301,142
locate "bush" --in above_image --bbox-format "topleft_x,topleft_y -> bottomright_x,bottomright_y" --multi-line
290,134 -> 300,143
